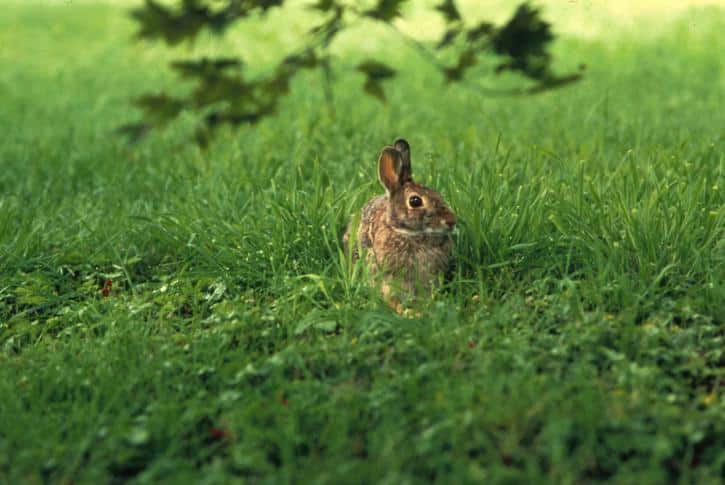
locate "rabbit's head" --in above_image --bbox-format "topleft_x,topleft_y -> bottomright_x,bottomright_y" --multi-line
378,139 -> 457,236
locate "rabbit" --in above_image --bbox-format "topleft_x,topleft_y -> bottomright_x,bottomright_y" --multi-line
343,138 -> 457,312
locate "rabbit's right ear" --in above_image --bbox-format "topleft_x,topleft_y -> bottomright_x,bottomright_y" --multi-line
393,138 -> 412,183
378,147 -> 404,194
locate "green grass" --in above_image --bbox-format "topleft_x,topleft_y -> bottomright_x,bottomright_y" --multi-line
1,2 -> 724,483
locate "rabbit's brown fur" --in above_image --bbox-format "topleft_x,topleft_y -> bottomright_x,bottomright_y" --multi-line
343,139 -> 456,311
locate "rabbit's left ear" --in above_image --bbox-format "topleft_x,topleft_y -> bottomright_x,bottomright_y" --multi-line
379,147 -> 404,194
393,138 -> 412,183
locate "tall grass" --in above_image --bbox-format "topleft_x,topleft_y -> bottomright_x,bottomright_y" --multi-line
0,2 -> 723,483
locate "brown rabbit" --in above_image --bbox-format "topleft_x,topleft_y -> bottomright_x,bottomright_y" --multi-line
343,139 -> 457,311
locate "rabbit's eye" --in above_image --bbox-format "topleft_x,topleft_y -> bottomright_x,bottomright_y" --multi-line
408,195 -> 423,208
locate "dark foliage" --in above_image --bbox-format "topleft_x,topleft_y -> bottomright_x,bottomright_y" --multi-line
121,0 -> 582,145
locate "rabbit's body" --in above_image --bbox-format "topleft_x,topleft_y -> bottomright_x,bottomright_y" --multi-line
357,195 -> 453,285
344,139 -> 456,310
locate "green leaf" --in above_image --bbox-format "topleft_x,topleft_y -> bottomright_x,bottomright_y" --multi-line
364,0 -> 408,22
309,5 -> 343,46
122,0 -> 582,146
282,49 -> 318,70
251,0 -> 285,12
466,21 -> 494,43
308,0 -> 338,11
362,79 -> 387,103
170,58 -> 242,79
130,0 -> 213,45
116,123 -> 150,143
134,94 -> 185,125
130,0 -> 283,45
435,0 -> 460,23
443,48 -> 476,82
357,60 -> 396,103
357,60 -> 396,81
492,3 -> 554,80
436,27 -> 460,49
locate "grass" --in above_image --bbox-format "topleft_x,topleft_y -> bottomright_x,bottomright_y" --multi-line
1,1 -> 724,483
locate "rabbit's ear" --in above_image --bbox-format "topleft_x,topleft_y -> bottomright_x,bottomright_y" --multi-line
378,147 -> 404,194
393,138 -> 412,182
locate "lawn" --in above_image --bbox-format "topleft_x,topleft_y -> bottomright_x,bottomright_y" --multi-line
0,1 -> 723,483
